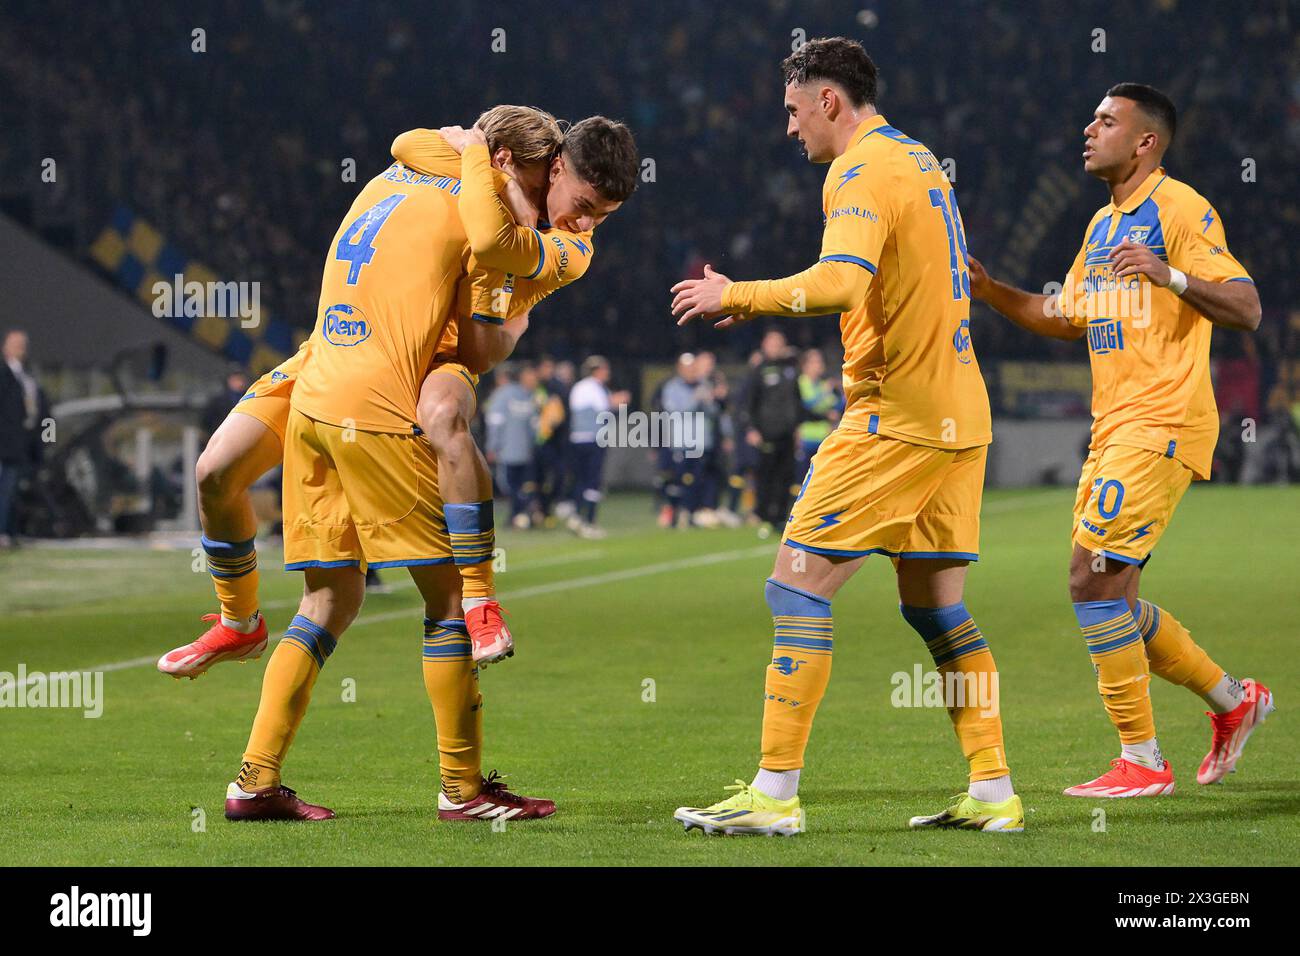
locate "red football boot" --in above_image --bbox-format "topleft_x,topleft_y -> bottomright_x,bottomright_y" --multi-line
1063,757 -> 1175,798
465,601 -> 514,666
437,771 -> 555,821
1198,679 -> 1275,785
158,613 -> 268,679
224,782 -> 335,821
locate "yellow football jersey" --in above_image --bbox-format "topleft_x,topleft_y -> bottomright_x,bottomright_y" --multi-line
724,114 -> 991,450
459,143 -> 595,288
1058,167 -> 1252,479
291,160 -> 486,433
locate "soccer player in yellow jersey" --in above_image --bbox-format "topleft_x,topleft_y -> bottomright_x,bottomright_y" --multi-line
221,114 -> 637,821
159,113 -> 615,678
425,116 -> 626,659
671,38 -> 1022,835
968,83 -> 1272,797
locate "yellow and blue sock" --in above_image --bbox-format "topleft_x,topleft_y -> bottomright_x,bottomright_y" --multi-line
1074,599 -> 1157,748
902,602 -> 1010,787
202,534 -> 260,627
240,614 -> 338,788
759,579 -> 833,773
445,502 -> 495,604
1134,599 -> 1238,712
422,618 -> 483,802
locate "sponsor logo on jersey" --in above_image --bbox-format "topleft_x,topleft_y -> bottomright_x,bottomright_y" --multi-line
323,303 -> 371,347
1086,317 -> 1125,355
827,204 -> 878,222
549,235 -> 570,278
953,317 -> 973,364
1079,517 -> 1107,536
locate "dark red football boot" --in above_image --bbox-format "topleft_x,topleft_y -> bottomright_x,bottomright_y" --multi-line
225,782 -> 335,821
437,770 -> 555,821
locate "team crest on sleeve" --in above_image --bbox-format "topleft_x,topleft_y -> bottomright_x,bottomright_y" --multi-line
322,303 -> 371,347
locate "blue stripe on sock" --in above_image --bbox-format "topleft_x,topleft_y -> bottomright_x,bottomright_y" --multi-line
422,618 -> 470,660
201,534 -> 256,558
1073,599 -> 1141,657
765,578 -> 831,615
444,502 -> 494,535
900,602 -> 988,665
283,614 -> 338,668
900,602 -> 969,640
1134,599 -> 1162,643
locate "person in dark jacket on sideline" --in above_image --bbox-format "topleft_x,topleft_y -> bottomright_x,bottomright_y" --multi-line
744,328 -> 804,536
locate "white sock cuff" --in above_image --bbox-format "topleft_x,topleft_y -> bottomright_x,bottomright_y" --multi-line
752,768 -> 800,801
968,774 -> 1014,803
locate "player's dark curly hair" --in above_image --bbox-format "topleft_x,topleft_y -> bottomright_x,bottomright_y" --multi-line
562,116 -> 639,203
782,37 -> 878,107
1106,82 -> 1177,143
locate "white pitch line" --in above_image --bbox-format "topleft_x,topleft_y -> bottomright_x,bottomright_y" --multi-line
0,655 -> 160,691
2,544 -> 774,685
351,544 -> 772,630
5,493 -> 1060,683
255,548 -> 608,611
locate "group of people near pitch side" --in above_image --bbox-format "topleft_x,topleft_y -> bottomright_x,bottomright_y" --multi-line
652,337 -> 845,535
669,39 -> 1270,835
159,36 -> 1272,835
158,108 -> 639,821
481,353 -> 629,539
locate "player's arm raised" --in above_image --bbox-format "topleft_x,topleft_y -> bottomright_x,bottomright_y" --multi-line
441,124 -> 595,286
391,128 -> 463,177
441,125 -> 551,278
968,253 -> 1085,341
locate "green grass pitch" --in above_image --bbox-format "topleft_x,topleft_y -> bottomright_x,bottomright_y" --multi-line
1,487 -> 1295,866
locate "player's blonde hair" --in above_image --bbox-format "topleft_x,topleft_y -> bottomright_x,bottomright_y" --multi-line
475,105 -> 564,166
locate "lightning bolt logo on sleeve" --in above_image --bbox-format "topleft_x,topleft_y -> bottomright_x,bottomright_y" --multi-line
833,163 -> 866,196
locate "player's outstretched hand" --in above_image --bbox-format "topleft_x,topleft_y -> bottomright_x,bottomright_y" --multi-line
966,252 -> 992,301
1109,240 -> 1171,286
671,264 -> 741,328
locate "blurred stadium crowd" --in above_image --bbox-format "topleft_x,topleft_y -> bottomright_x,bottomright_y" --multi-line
0,0 -> 1297,540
